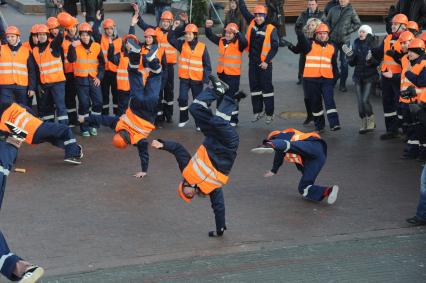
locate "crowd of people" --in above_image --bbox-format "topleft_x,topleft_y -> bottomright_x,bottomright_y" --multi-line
0,0 -> 424,282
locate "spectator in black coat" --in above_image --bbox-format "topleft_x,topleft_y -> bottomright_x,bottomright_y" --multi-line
64,0 -> 78,17
324,0 -> 339,16
81,0 -> 103,23
386,0 -> 426,33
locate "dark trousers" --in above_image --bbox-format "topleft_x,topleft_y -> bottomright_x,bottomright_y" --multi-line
302,79 -> 313,119
65,73 -> 78,125
101,70 -> 118,115
355,80 -> 374,118
336,42 -> 349,86
218,73 -> 240,125
189,87 -> 239,232
0,86 -> 28,106
298,54 -> 306,80
248,61 -> 274,116
178,78 -> 203,124
77,80 -> 103,132
0,231 -> 22,281
32,122 -> 81,159
39,82 -> 68,125
157,63 -> 175,122
116,90 -> 130,116
304,78 -> 340,130
381,75 -> 400,133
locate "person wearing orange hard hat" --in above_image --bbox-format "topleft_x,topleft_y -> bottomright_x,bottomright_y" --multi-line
151,75 -> 238,237
407,21 -> 420,36
22,24 -> 40,51
32,23 -> 69,125
400,38 -> 426,161
132,5 -> 188,125
205,20 -> 248,127
79,37 -> 162,179
90,11 -> 122,116
46,16 -> 60,38
297,23 -> 341,133
371,13 -> 408,140
67,22 -> 105,137
60,13 -> 80,127
238,0 -> 279,125
0,26 -> 37,107
168,22 -> 212,129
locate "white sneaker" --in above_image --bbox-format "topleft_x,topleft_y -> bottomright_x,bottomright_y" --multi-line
251,112 -> 264,122
251,146 -> 274,154
265,115 -> 274,124
19,265 -> 44,283
178,121 -> 188,128
327,185 -> 339,204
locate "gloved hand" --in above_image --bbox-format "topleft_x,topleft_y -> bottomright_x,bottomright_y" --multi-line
280,38 -> 294,49
401,86 -> 417,100
145,44 -> 158,62
386,49 -> 396,58
342,44 -> 353,56
366,50 -> 372,61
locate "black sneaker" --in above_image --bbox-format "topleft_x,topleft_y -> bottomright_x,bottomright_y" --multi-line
5,121 -> 27,140
380,132 -> 400,140
331,125 -> 341,131
406,216 -> 426,226
339,85 -> 347,92
303,116 -> 313,125
209,75 -> 229,95
19,265 -> 44,283
234,91 -> 247,102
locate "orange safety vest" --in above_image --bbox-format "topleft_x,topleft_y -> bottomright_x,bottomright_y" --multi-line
0,103 -> 42,144
382,34 -> 402,74
182,144 -> 229,194
140,45 -> 164,84
178,41 -> 205,81
101,35 -> 122,72
303,42 -> 334,79
155,27 -> 178,64
245,20 -> 275,62
400,55 -> 417,103
33,43 -> 65,84
116,54 -> 130,91
217,39 -> 242,76
62,38 -> 75,74
115,107 -> 155,144
22,41 -> 32,52
0,44 -> 30,87
408,59 -> 426,103
268,128 -> 320,166
73,42 -> 101,78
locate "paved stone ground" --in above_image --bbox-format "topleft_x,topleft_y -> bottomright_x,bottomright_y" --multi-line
0,5 -> 425,282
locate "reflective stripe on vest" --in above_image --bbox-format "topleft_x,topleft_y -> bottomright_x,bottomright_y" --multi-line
245,20 -> 275,62
303,42 -> 334,79
217,39 -> 242,76
114,107 -> 155,144
74,42 -> 101,78
400,55 -> 417,103
140,46 -> 163,84
101,35 -> 122,72
33,44 -> 65,84
182,144 -> 229,194
156,27 -> 177,64
178,41 -> 205,81
0,44 -> 30,86
62,39 -> 75,73
382,35 -> 402,73
116,54 -> 130,91
0,103 -> 42,144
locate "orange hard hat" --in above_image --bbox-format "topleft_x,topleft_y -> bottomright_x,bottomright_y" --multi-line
123,34 -> 139,44
57,12 -> 74,28
144,28 -> 156,37
112,131 -> 129,149
315,23 -> 330,33
36,24 -> 50,34
5,26 -> 20,36
177,181 -> 192,203
30,24 -> 40,34
392,14 -> 409,26
408,38 -> 426,50
407,21 -> 419,32
103,18 -> 116,29
161,10 -> 174,21
399,31 -> 414,43
79,22 -> 93,33
253,4 -> 267,14
184,23 -> 198,33
419,32 -> 426,43
68,17 -> 79,29
47,17 -> 60,30
225,23 -> 239,33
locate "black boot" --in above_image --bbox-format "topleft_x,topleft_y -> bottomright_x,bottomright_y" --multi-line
303,98 -> 314,125
234,90 -> 247,102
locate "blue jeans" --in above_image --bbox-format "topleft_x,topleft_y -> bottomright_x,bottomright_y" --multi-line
416,166 -> 426,220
